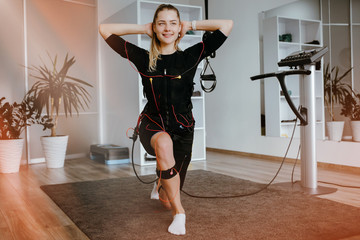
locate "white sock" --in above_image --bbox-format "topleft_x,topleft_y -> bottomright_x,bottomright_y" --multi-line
168,213 -> 186,235
150,181 -> 159,200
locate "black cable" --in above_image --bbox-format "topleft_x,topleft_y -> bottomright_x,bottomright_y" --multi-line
291,144 -> 301,184
290,143 -> 360,189
181,118 -> 298,199
130,128 -> 158,185
129,118 -> 297,198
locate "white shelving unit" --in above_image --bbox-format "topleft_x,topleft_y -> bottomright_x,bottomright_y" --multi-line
111,1 -> 204,166
263,16 -> 325,139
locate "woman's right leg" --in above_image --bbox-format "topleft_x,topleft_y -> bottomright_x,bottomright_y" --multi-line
151,131 -> 186,235
151,132 -> 184,216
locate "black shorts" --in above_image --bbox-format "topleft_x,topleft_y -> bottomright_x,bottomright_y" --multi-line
139,114 -> 194,157
139,114 -> 195,189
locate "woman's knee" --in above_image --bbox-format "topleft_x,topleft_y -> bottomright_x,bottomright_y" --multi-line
151,132 -> 174,166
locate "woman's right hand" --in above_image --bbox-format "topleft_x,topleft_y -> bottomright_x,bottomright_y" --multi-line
145,23 -> 153,38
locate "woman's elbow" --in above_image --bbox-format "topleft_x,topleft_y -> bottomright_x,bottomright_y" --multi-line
99,24 -> 110,40
223,20 -> 234,36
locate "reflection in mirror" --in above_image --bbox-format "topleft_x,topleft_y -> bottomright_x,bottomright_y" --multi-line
260,0 -> 359,140
322,0 -> 358,138
260,0 -> 321,138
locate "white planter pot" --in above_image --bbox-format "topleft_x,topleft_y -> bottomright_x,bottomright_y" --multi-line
0,139 -> 24,173
350,121 -> 360,142
326,121 -> 344,141
41,135 -> 68,168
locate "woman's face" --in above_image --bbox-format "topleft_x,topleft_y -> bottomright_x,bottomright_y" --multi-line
153,9 -> 181,46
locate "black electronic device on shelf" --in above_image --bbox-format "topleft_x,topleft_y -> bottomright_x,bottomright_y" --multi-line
278,46 -> 328,68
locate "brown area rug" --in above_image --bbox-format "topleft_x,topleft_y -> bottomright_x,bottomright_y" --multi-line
40,170 -> 360,240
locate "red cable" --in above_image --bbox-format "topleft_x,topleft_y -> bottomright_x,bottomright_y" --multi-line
142,113 -> 166,132
124,40 -> 205,79
172,105 -> 194,128
125,41 -> 163,78
150,78 -> 160,112
126,39 -> 203,134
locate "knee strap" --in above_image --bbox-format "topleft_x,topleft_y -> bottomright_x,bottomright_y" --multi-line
156,166 -> 178,179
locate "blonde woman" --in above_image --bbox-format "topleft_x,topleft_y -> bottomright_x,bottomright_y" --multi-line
99,4 -> 233,236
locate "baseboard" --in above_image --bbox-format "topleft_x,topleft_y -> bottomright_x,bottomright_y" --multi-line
65,153 -> 87,160
206,147 -> 360,174
29,153 -> 88,164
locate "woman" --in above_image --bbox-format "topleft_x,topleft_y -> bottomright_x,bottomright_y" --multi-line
99,4 -> 232,236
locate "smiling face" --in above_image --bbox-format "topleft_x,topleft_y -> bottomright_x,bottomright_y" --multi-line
153,9 -> 181,49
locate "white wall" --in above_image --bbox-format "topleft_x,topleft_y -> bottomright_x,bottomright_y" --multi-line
205,0 -> 360,168
97,0 -> 198,23
264,0 -> 320,20
26,0 -> 99,161
1,0 -> 99,163
205,0 -> 298,154
0,0 -> 25,102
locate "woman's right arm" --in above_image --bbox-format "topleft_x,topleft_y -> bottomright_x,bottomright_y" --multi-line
99,23 -> 153,40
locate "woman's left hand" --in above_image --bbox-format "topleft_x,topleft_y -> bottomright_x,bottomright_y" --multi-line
145,22 -> 153,38
179,21 -> 191,39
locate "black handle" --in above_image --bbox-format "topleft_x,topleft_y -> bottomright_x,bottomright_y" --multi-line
250,69 -> 312,126
250,69 -> 311,81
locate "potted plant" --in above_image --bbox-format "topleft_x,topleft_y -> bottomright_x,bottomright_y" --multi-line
26,53 -> 93,168
0,96 -> 52,173
341,93 -> 360,141
323,64 -> 352,141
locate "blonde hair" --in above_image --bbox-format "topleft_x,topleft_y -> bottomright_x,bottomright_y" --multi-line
149,4 -> 181,72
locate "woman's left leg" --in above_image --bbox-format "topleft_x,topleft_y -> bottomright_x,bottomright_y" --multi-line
172,130 -> 194,190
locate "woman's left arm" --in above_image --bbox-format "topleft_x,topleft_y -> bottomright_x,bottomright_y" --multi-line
180,19 -> 233,38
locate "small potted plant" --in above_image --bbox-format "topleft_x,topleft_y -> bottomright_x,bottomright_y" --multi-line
26,53 -> 93,168
0,96 -> 52,173
323,63 -> 352,141
340,93 -> 360,142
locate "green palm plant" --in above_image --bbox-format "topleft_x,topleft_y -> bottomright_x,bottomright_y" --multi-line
26,53 -> 93,137
323,63 -> 352,121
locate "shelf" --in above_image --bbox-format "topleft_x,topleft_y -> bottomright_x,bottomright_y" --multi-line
280,120 -> 323,126
300,20 -> 321,44
191,96 -> 203,100
301,43 -> 322,48
183,34 -> 202,39
279,41 -> 300,47
280,96 -> 323,99
280,96 -> 299,99
280,121 -> 298,126
264,16 -> 325,139
139,1 -> 202,23
278,17 -> 300,43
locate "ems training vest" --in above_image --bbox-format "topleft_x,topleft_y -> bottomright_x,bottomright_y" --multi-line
105,30 -> 227,121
